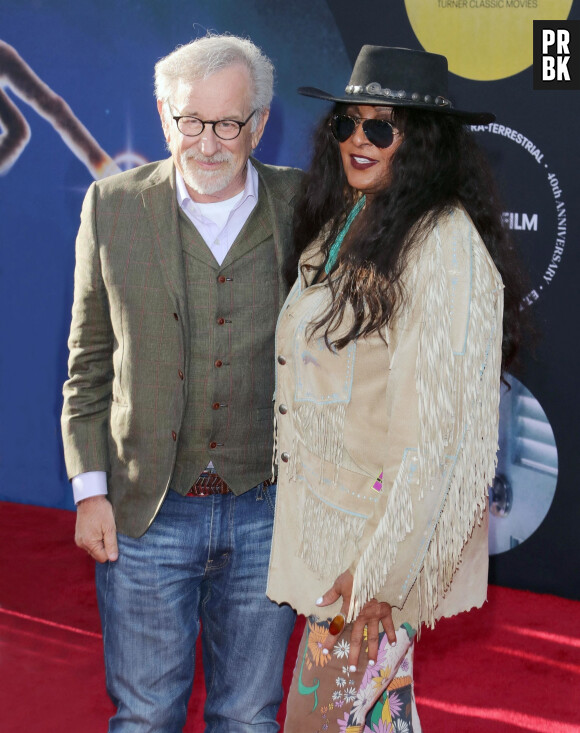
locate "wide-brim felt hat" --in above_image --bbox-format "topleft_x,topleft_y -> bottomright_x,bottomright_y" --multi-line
299,46 -> 495,125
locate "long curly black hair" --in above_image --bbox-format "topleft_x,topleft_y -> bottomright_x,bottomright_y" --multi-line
286,104 -> 527,371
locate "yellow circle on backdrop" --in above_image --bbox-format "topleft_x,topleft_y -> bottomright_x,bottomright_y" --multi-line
405,0 -> 573,81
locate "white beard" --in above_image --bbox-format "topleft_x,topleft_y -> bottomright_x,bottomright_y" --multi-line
180,150 -> 238,196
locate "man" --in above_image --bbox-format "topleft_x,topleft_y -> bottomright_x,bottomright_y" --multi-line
61,34 -> 302,732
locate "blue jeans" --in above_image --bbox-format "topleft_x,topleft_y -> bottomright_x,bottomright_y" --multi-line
95,484 -> 295,732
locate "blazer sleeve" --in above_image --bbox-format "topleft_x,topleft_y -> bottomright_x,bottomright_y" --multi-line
348,209 -> 504,627
61,182 -> 113,478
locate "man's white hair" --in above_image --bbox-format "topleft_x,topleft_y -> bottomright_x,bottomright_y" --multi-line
154,33 -> 274,131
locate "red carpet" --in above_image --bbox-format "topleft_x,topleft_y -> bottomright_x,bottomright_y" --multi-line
1,501 -> 579,732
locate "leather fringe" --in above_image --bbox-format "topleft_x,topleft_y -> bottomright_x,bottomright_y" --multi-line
348,215 -> 503,629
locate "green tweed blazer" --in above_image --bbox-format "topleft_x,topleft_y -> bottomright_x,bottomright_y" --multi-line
61,157 -> 303,536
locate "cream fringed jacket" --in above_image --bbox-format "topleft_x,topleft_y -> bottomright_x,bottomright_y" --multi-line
266,207 -> 504,632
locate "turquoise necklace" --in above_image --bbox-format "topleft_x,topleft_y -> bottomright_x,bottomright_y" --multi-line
324,195 -> 366,275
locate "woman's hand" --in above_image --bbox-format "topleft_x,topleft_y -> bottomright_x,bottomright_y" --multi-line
317,570 -> 396,670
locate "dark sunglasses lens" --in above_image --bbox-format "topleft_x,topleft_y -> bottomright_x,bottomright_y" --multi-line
331,115 -> 356,142
362,119 -> 394,148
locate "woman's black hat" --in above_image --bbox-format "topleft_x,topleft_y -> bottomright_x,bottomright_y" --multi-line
299,46 -> 495,125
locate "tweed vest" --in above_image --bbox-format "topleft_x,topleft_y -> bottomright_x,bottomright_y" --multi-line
171,185 -> 281,495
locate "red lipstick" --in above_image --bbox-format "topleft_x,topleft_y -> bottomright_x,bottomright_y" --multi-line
349,154 -> 377,170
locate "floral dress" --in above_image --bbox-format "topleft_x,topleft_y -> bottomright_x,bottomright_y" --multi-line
285,617 -> 419,733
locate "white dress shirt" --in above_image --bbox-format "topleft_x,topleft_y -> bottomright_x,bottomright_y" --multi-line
176,160 -> 258,264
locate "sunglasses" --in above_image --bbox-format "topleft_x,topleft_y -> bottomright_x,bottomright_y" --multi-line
330,113 -> 397,149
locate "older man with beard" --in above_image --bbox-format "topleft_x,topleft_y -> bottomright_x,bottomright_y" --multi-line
61,34 -> 302,732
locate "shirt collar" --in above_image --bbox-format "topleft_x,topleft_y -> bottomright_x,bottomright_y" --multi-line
175,159 -> 258,214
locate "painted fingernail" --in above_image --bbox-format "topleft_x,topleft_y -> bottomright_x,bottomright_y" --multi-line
349,664 -> 357,673
368,660 -> 375,667
316,597 -> 324,605
322,648 -> 329,655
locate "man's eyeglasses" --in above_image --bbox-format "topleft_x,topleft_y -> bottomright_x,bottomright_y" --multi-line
172,110 -> 256,140
330,113 -> 397,149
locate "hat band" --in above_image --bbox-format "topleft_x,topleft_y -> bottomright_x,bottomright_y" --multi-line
345,82 -> 451,108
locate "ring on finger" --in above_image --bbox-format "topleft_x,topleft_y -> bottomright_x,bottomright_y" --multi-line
329,613 -> 346,635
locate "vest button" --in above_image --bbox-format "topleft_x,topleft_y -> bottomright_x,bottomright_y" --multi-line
280,451 -> 290,462
173,313 -> 179,321
217,317 -> 225,325
218,275 -> 226,283
171,431 -> 177,441
278,404 -> 288,414
212,402 -> 220,410
178,369 -> 184,380
277,355 -> 286,365
214,360 -> 223,368
209,441 -> 218,449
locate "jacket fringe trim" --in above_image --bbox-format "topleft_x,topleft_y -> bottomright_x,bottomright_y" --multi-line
298,491 -> 367,579
348,220 -> 503,629
293,402 -> 347,484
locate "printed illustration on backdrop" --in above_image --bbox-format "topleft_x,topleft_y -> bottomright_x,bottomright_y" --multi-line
489,374 -> 558,555
0,40 -> 121,180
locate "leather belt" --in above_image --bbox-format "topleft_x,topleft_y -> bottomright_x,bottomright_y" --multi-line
185,471 -> 275,497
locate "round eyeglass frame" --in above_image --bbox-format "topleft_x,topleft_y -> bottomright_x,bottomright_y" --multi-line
172,109 -> 256,140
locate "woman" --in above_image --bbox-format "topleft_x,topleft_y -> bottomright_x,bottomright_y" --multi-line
266,47 -> 525,732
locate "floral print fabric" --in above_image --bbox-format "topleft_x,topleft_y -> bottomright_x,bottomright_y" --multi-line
285,617 -> 421,733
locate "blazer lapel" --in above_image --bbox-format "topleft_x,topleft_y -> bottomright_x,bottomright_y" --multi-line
220,159 -> 297,273
252,159 -> 297,311
141,159 -> 188,315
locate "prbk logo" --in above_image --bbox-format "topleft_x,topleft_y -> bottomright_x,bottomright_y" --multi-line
533,20 -> 580,89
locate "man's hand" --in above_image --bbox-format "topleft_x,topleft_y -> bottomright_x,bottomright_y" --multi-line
316,570 -> 395,670
75,495 -> 118,563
